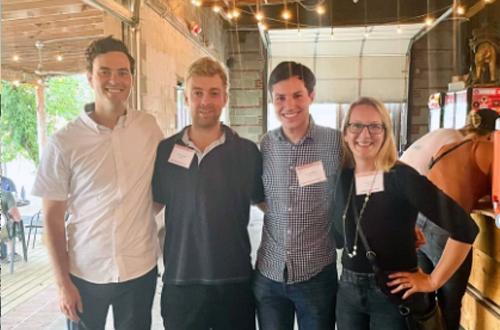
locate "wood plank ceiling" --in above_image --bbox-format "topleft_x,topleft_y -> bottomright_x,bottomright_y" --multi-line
1,0 -> 105,82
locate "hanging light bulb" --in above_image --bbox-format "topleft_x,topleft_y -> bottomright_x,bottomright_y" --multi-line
316,5 -> 325,15
13,54 -> 20,62
456,5 -> 465,15
13,80 -> 20,87
227,12 -> 233,19
397,25 -> 402,34
57,54 -> 63,62
425,17 -> 433,26
258,22 -> 268,31
37,79 -> 43,84
282,10 -> 291,20
212,5 -> 221,12
330,27 -> 335,39
232,9 -> 240,18
364,27 -> 370,38
255,12 -> 264,21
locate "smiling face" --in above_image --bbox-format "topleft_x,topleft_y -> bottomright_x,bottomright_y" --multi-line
344,104 -> 386,167
271,76 -> 314,140
87,51 -> 133,111
185,74 -> 228,129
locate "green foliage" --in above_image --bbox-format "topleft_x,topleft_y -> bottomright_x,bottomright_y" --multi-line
1,81 -> 39,165
45,75 -> 94,135
1,75 -> 94,166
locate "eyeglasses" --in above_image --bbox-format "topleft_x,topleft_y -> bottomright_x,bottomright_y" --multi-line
346,123 -> 385,135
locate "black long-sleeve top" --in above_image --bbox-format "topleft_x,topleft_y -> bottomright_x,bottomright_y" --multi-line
332,163 -> 479,273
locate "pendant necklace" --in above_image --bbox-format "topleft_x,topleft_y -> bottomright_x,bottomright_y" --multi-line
342,171 -> 378,258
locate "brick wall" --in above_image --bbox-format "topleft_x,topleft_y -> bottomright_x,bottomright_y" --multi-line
138,5 -> 225,138
408,21 -> 456,145
226,31 -> 266,143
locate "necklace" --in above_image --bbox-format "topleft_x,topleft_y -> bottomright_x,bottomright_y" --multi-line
342,171 -> 378,258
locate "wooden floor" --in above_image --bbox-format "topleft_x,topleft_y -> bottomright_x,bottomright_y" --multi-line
1,235 -> 55,316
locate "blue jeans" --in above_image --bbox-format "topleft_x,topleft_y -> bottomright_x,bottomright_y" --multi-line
417,213 -> 472,330
336,268 -> 431,330
253,263 -> 337,330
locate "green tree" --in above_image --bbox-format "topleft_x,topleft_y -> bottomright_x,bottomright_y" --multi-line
1,81 -> 39,165
1,75 -> 94,166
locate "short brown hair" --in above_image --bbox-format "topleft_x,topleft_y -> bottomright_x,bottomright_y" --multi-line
186,57 -> 229,93
342,97 -> 398,172
268,61 -> 316,95
85,36 -> 135,74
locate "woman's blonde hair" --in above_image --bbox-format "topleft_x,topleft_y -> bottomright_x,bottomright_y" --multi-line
186,57 -> 229,94
342,96 -> 398,172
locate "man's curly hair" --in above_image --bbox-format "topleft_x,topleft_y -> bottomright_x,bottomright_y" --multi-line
85,36 -> 135,74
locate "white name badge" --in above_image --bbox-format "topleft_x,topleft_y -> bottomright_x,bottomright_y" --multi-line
296,161 -> 327,187
168,145 -> 195,169
355,172 -> 384,195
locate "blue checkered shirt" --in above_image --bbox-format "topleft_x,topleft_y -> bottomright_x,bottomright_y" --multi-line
257,118 -> 343,284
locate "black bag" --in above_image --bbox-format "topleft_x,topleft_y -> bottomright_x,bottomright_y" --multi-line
399,302 -> 445,330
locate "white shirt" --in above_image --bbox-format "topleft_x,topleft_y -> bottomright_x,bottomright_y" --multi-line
400,128 -> 463,175
32,109 -> 164,283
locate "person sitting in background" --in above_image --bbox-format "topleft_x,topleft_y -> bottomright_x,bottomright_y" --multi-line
1,190 -> 23,263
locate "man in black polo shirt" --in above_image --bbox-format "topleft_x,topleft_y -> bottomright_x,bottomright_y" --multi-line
152,57 -> 264,330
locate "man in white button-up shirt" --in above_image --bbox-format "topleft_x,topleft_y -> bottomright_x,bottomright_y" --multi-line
32,36 -> 163,330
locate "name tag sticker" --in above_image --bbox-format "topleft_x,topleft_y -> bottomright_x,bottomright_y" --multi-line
355,172 -> 384,195
168,145 -> 195,169
296,161 -> 327,187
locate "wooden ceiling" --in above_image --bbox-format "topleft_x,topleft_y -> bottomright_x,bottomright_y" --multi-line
1,0 -> 105,82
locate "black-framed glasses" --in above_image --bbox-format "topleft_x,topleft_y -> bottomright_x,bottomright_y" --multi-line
346,123 -> 385,135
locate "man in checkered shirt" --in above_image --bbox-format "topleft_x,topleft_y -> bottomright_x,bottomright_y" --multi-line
254,61 -> 343,329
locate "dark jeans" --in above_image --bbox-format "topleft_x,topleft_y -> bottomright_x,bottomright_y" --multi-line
417,213 -> 473,330
253,263 -> 337,330
337,268 -> 431,330
161,281 -> 255,330
67,266 -> 157,330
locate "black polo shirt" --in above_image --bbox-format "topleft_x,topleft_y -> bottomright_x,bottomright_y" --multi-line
152,126 -> 264,285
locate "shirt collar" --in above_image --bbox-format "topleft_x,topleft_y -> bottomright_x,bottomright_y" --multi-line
80,103 -> 133,133
176,124 -> 234,145
273,115 -> 317,144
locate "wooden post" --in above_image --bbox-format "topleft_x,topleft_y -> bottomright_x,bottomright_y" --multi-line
35,82 -> 47,160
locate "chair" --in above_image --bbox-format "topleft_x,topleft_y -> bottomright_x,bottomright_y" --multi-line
25,210 -> 43,249
8,220 -> 28,274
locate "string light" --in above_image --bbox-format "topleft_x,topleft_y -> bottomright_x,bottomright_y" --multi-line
13,55 -> 20,62
13,80 -> 20,87
37,79 -> 43,84
57,54 -> 63,62
397,25 -> 402,34
255,12 -> 264,21
456,5 -> 465,15
316,5 -> 325,15
232,9 -> 240,18
425,17 -> 433,26
212,5 -> 221,12
364,27 -> 370,38
282,10 -> 291,20
330,27 -> 335,39
258,22 -> 268,31
227,12 -> 233,19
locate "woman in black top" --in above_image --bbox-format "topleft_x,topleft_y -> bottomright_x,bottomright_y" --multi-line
332,97 -> 479,330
